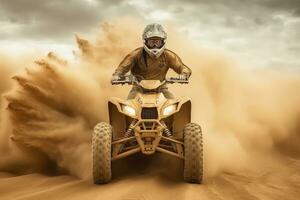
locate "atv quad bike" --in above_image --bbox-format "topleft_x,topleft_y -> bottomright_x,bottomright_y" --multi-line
92,75 -> 203,184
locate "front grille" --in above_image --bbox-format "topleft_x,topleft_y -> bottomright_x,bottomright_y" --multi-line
141,107 -> 158,119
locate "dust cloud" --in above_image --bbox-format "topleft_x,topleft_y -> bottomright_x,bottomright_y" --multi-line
0,18 -> 299,183
0,54 -> 15,104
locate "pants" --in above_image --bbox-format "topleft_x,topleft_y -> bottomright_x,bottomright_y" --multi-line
127,85 -> 174,99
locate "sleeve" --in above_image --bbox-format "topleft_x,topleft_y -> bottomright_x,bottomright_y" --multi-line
113,52 -> 136,76
168,51 -> 192,77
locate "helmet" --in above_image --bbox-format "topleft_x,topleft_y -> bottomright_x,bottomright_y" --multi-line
142,23 -> 167,58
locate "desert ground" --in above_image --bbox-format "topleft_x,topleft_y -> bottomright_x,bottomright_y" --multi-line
1,154 -> 300,200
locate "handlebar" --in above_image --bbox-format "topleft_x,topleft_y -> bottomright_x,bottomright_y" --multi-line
111,75 -> 189,85
165,77 -> 189,84
111,75 -> 138,85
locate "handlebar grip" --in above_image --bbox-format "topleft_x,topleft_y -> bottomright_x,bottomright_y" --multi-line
166,77 -> 189,84
111,79 -> 134,85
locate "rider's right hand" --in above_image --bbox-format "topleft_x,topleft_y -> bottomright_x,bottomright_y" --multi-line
111,74 -> 121,82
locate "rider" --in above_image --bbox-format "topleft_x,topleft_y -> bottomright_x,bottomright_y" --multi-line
111,23 -> 192,99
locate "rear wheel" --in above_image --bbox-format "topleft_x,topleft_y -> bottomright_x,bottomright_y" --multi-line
183,123 -> 203,183
92,122 -> 112,184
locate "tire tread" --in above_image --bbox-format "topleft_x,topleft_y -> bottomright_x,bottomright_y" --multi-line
183,122 -> 203,183
92,122 -> 112,184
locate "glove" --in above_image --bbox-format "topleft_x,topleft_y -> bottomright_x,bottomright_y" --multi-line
111,74 -> 121,82
178,73 -> 189,80
111,74 -> 124,85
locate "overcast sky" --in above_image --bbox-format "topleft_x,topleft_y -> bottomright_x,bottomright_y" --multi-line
0,0 -> 299,70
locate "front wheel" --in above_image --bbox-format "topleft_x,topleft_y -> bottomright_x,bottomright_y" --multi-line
183,123 -> 203,183
92,122 -> 112,184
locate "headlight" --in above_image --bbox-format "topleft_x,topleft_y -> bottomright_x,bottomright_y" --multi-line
163,104 -> 177,116
122,105 -> 136,117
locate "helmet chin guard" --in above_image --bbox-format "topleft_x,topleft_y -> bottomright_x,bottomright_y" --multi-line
143,43 -> 166,58
142,23 -> 167,58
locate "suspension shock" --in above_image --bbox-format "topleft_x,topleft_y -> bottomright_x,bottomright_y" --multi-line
124,119 -> 138,137
161,121 -> 172,137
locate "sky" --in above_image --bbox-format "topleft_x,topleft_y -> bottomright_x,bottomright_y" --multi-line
0,0 -> 299,70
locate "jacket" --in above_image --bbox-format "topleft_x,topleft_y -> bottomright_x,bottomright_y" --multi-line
114,47 -> 192,81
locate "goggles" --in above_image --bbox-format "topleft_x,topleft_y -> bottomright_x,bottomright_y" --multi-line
146,37 -> 164,49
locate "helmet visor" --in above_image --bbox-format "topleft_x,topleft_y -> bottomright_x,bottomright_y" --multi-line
146,37 -> 164,49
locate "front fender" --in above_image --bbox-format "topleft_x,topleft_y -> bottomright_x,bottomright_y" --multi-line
160,97 -> 191,119
161,97 -> 191,139
109,97 -> 138,118
108,97 -> 136,139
